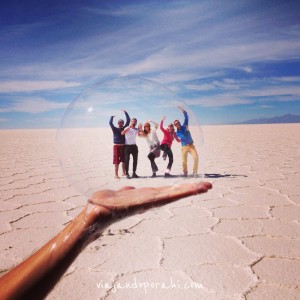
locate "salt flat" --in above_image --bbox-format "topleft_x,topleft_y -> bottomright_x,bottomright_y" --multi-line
0,124 -> 299,299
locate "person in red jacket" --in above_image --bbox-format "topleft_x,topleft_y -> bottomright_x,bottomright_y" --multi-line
160,116 -> 180,177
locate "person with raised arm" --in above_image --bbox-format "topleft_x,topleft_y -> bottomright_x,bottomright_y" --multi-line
139,120 -> 161,177
160,116 -> 180,177
109,109 -> 130,178
174,106 -> 199,177
121,117 -> 143,179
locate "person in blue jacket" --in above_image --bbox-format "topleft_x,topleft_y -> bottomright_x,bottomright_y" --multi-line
174,106 -> 198,177
109,109 -> 130,178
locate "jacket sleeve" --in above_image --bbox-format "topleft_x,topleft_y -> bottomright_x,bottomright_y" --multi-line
174,133 -> 181,142
109,116 -> 115,129
124,111 -> 130,127
182,111 -> 188,127
160,120 -> 168,135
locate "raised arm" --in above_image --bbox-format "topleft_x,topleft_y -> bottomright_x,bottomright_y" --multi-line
148,119 -> 159,129
178,106 -> 188,127
109,115 -> 115,129
160,116 -> 168,134
122,109 -> 130,127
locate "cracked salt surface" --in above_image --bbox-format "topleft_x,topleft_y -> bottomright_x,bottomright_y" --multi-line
0,125 -> 299,299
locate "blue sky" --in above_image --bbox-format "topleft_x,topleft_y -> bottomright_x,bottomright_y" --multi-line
0,0 -> 300,128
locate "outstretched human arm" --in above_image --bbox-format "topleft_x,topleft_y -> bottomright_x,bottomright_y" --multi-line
160,116 -> 168,134
0,181 -> 212,300
137,123 -> 144,136
121,126 -> 130,135
122,109 -> 130,127
109,115 -> 116,129
174,133 -> 181,143
178,106 -> 188,127
148,119 -> 159,129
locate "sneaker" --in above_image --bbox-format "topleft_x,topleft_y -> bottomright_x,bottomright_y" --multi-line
151,173 -> 157,178
164,173 -> 172,177
132,173 -> 139,178
126,174 -> 131,179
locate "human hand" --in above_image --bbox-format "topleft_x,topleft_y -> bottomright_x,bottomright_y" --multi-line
90,181 -> 212,216
0,181 -> 212,299
162,116 -> 166,121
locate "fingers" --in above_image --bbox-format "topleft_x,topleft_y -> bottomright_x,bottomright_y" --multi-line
90,181 -> 212,213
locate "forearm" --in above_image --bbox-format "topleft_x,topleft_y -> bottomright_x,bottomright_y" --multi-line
183,110 -> 188,126
150,120 -> 159,128
109,117 -> 114,128
160,121 -> 167,134
124,111 -> 130,127
121,126 -> 130,135
174,134 -> 181,142
0,205 -> 111,300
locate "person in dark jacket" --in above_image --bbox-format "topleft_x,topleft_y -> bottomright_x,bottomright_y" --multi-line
109,109 -> 130,178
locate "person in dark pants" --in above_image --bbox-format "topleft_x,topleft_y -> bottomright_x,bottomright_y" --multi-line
140,120 -> 160,178
160,116 -> 180,177
121,118 -> 142,179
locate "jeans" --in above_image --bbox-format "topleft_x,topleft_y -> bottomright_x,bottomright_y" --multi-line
148,152 -> 158,172
160,144 -> 173,171
124,144 -> 138,174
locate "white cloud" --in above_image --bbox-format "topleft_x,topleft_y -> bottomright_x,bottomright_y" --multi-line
186,94 -> 252,107
0,80 -> 81,93
0,98 -> 69,114
185,83 -> 215,91
241,86 -> 300,97
274,76 -> 300,83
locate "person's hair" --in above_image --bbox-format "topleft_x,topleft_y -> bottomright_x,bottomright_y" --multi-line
131,118 -> 137,122
118,119 -> 124,123
143,122 -> 150,135
173,119 -> 179,125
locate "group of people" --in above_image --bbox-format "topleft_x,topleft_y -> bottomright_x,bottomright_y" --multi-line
109,107 -> 199,179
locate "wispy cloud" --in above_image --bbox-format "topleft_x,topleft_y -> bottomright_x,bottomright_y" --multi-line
186,94 -> 253,107
0,80 -> 81,93
0,98 -> 69,114
2,2 -> 300,83
241,86 -> 300,97
0,1 -> 299,127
